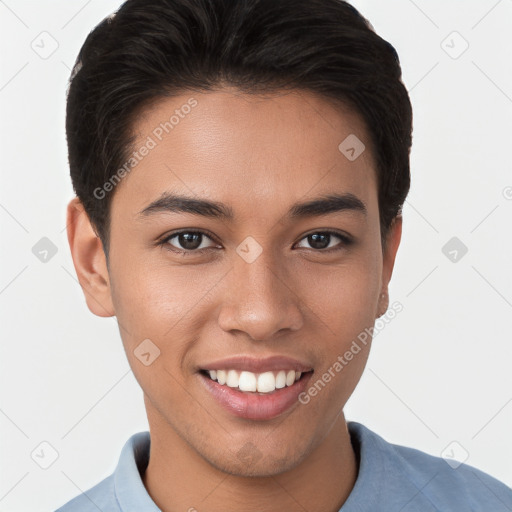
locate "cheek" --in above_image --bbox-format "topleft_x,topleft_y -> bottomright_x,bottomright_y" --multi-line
108,255 -> 221,373
110,251 -> 211,328
108,264 -> 198,404
292,252 -> 380,397
295,264 -> 378,419
295,254 -> 381,335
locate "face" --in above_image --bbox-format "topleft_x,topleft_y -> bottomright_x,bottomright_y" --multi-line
70,86 -> 401,477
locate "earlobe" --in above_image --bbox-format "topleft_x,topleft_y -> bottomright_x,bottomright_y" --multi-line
66,197 -> 115,318
377,291 -> 389,318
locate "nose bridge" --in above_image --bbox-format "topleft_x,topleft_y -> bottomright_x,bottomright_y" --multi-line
236,251 -> 282,307
218,242 -> 303,340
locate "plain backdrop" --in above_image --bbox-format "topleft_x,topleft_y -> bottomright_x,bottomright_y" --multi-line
1,0 -> 511,510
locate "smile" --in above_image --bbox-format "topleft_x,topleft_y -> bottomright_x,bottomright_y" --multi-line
201,369 -> 308,394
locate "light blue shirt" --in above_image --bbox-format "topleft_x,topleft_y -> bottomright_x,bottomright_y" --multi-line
54,421 -> 512,511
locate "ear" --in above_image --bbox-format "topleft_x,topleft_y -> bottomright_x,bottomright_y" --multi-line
377,215 -> 402,317
66,197 -> 115,317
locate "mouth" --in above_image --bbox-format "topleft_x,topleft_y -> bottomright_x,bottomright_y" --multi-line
199,368 -> 313,395
197,363 -> 315,420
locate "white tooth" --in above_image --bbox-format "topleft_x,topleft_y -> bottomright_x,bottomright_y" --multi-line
226,369 -> 239,388
275,370 -> 286,389
209,370 -> 217,381
216,370 -> 226,385
238,371 -> 257,392
285,370 -> 295,386
295,371 -> 301,382
257,371 -> 276,393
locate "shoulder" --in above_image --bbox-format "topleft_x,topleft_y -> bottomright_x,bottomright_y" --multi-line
53,474 -> 117,512
347,422 -> 512,511
53,431 -> 152,512
390,436 -> 512,509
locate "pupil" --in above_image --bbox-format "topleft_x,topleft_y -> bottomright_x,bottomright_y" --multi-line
180,233 -> 201,250
309,233 -> 329,249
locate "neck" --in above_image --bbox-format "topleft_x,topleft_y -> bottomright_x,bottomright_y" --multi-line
142,402 -> 358,512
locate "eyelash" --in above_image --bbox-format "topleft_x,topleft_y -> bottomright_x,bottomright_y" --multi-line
158,229 -> 353,256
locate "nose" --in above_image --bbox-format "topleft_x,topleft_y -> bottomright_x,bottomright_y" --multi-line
217,249 -> 304,341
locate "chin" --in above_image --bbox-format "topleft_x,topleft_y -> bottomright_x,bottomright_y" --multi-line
213,453 -> 299,478
203,437 -> 307,478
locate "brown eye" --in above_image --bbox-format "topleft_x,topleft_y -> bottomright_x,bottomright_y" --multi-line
161,231 -> 219,254
174,232 -> 204,250
307,233 -> 332,250
295,231 -> 352,251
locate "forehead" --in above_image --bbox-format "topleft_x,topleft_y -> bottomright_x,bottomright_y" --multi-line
111,87 -> 378,222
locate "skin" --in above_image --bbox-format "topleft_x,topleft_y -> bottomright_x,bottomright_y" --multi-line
66,86 -> 402,512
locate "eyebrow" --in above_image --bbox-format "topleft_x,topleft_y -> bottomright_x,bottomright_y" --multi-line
137,191 -> 367,221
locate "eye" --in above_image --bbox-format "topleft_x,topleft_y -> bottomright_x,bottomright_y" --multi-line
295,230 -> 352,252
159,229 -> 352,256
160,230 -> 219,254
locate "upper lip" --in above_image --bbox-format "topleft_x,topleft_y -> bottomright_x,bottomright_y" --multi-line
199,355 -> 314,373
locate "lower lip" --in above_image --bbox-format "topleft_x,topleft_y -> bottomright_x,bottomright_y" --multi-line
198,371 -> 314,421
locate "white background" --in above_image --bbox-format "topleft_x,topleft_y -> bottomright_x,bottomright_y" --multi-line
1,1 -> 511,510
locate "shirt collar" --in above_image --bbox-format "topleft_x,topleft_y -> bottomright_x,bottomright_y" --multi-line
114,431 -> 161,511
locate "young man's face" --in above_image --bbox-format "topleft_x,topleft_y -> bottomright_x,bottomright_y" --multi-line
69,87 -> 401,477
